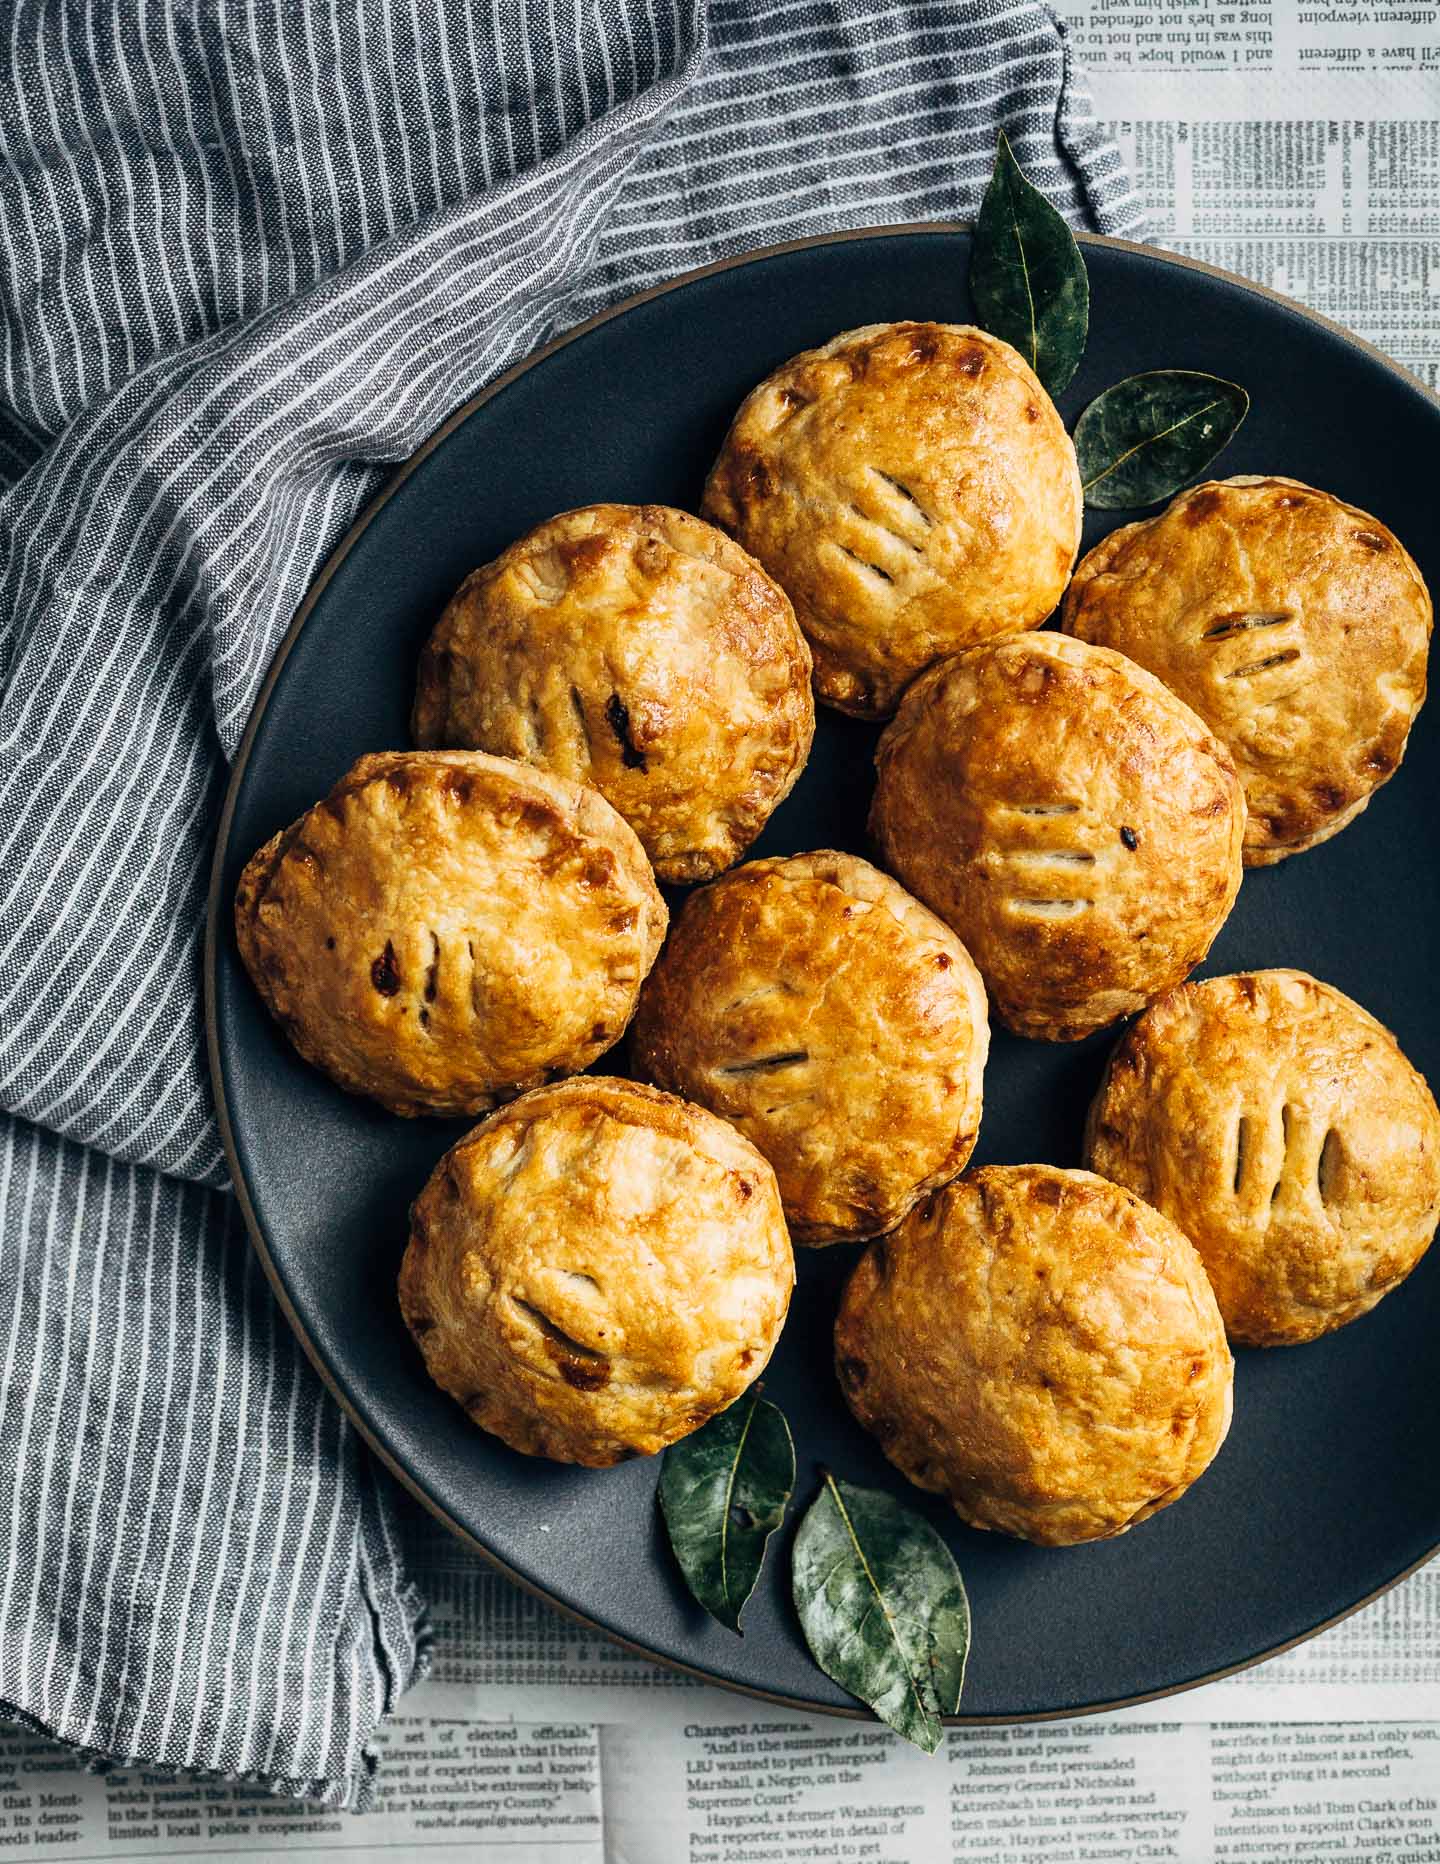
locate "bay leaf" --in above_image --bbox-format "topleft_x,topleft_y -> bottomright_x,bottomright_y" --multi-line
970,129 -> 1090,396
1076,369 -> 1249,508
792,1474 -> 970,1752
658,1389 -> 794,1633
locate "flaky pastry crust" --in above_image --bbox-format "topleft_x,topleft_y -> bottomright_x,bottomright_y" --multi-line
235,750 -> 666,1117
1086,969 -> 1440,1346
869,632 -> 1246,1042
701,322 -> 1082,719
630,851 -> 989,1245
398,1077 -> 794,1465
1062,476 -> 1431,865
412,503 -> 814,883
834,1165 -> 1233,1546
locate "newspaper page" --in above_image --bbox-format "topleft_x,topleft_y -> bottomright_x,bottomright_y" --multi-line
601,1717 -> 1440,1864
1,1700 -> 1437,1862
1061,0 -> 1440,388
5,8 -> 1439,1859
0,1711 -> 605,1861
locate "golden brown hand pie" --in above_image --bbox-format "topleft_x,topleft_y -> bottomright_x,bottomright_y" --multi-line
235,750 -> 666,1118
398,1077 -> 794,1465
834,1165 -> 1233,1546
700,321 -> 1082,719
629,851 -> 989,1246
1062,476 -> 1432,865
1085,969 -> 1440,1346
412,503 -> 814,883
869,632 -> 1246,1042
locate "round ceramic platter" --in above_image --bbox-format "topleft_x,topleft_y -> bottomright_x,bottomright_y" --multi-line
207,226 -> 1440,1721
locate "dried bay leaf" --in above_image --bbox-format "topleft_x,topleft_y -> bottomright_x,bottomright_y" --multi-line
1076,369 -> 1249,508
792,1474 -> 970,1752
970,129 -> 1090,396
658,1389 -> 794,1633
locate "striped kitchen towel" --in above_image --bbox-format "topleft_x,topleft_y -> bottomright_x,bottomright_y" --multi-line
0,0 -> 1142,1807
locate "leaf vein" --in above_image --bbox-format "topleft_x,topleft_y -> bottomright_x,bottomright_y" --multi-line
1081,397 -> 1225,492
718,1394 -> 757,1612
1008,200 -> 1038,371
824,1476 -> 931,1728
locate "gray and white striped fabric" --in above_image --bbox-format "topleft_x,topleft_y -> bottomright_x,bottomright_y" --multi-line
0,0 -> 1143,1806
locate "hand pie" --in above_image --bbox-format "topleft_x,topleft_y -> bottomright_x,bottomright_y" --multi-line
398,1077 -> 794,1465
1086,969 -> 1440,1346
869,632 -> 1246,1042
834,1165 -> 1233,1546
1062,476 -> 1431,865
412,503 -> 814,883
235,750 -> 666,1117
629,851 -> 989,1245
701,321 -> 1082,719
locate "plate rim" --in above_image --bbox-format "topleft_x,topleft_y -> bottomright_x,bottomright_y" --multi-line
204,220 -> 1440,1724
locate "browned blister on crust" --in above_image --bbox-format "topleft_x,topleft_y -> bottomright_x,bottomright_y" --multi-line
1085,969 -> 1440,1346
234,750 -> 667,1117
630,851 -> 989,1246
701,322 -> 1082,719
833,1165 -> 1233,1547
869,632 -> 1246,1042
1062,476 -> 1431,866
397,1077 -> 795,1465
412,503 -> 814,883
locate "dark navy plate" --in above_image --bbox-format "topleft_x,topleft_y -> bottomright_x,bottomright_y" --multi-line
207,228 -> 1440,1720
